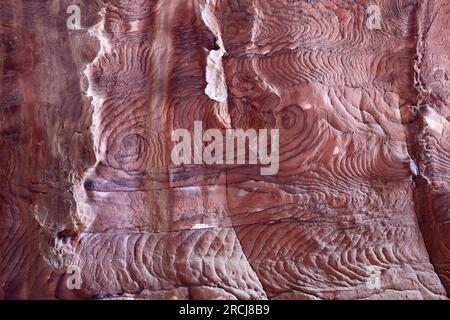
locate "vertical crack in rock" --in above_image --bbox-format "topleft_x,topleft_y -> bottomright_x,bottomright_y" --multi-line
84,8 -> 110,161
407,0 -> 450,295
73,6 -> 108,234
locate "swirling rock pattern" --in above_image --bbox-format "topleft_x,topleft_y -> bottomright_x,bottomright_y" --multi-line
0,0 -> 449,299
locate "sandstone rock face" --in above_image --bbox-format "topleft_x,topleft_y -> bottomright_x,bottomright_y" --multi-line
0,0 -> 449,300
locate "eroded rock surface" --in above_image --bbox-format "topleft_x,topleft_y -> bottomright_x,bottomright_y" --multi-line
0,0 -> 449,299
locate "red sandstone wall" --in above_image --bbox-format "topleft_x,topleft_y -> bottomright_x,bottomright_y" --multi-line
0,0 -> 449,300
